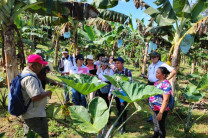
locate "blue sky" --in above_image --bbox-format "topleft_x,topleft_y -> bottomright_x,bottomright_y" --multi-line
87,0 -> 196,29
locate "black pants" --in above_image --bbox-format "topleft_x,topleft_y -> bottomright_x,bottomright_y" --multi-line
152,111 -> 168,138
23,117 -> 49,138
96,90 -> 109,107
115,97 -> 127,125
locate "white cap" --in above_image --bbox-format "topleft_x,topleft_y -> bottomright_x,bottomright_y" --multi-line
86,55 -> 93,60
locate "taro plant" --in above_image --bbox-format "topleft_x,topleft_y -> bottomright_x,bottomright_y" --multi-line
175,73 -> 208,134
56,74 -> 163,137
58,74 -> 107,96
69,97 -> 109,134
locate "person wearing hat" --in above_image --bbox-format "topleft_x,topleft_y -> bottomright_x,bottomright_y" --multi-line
85,55 -> 97,100
109,56 -> 115,71
86,55 -> 97,76
145,51 -> 176,122
147,51 -> 176,86
70,54 -> 89,107
96,57 -> 114,107
108,57 -> 133,134
21,54 -> 52,138
58,48 -> 76,104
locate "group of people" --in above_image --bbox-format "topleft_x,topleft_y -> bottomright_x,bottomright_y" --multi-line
19,48 -> 176,138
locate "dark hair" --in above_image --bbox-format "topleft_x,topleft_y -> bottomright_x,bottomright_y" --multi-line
96,53 -> 105,60
158,67 -> 170,76
75,54 -> 84,63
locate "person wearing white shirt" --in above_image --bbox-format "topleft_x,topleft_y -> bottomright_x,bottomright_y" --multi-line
57,48 -> 76,104
147,52 -> 176,85
146,51 -> 176,122
96,57 -> 114,107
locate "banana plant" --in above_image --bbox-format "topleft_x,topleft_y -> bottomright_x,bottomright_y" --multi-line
0,0 -> 44,89
132,0 -> 208,95
175,74 -> 208,134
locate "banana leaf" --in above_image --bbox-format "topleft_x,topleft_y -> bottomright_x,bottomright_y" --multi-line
69,97 -> 109,133
92,0 -> 118,9
112,81 -> 163,103
104,74 -> 131,88
58,74 -> 107,95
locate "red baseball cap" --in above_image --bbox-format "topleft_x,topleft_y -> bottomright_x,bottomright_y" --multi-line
27,54 -> 48,65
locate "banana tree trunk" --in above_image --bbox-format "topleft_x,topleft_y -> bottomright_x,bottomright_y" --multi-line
54,32 -> 60,66
142,43 -> 148,75
191,53 -> 196,74
51,33 -> 55,49
171,43 -> 180,96
74,30 -> 79,55
4,25 -> 18,89
1,28 -> 6,73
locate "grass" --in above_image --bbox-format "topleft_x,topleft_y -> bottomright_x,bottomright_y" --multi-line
0,43 -> 208,137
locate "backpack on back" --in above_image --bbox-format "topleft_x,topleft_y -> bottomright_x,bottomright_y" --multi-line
8,73 -> 40,116
168,94 -> 175,110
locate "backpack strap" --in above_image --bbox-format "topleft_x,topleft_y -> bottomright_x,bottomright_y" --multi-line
124,68 -> 129,77
20,73 -> 41,107
70,56 -> 74,66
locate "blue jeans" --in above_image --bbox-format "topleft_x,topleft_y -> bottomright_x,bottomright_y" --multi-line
63,82 -> 70,102
72,88 -> 87,107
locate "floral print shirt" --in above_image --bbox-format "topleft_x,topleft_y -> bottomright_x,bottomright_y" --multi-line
149,80 -> 172,111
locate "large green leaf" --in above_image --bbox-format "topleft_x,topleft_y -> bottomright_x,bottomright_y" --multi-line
58,74 -> 107,95
197,73 -> 208,91
104,74 -> 131,88
89,97 -> 109,131
184,84 -> 205,102
191,0 -> 208,21
92,0 -> 118,9
69,97 -> 109,133
173,0 -> 191,18
84,25 -> 95,41
112,81 -> 163,103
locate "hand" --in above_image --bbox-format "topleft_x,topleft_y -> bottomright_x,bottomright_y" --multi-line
108,95 -> 111,101
156,112 -> 163,121
46,90 -> 52,98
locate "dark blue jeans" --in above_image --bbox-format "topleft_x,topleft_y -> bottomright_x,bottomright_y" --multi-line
72,88 -> 87,107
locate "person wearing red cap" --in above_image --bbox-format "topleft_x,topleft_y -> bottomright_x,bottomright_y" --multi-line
21,54 -> 52,138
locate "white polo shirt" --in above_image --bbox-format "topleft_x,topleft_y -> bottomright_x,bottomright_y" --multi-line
96,67 -> 114,82
61,55 -> 76,73
147,60 -> 173,82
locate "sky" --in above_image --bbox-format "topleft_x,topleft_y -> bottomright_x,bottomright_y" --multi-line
87,0 -> 197,29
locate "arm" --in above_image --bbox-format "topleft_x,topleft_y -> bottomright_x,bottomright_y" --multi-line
157,94 -> 170,121
46,77 -> 63,87
167,69 -> 176,80
31,90 -> 52,101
